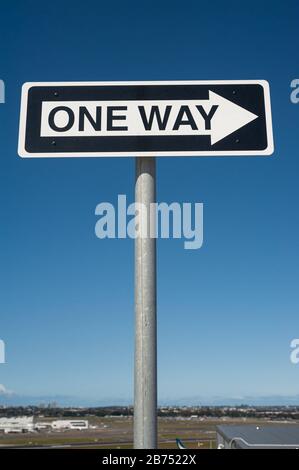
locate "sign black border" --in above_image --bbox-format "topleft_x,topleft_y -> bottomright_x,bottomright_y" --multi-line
23,84 -> 269,155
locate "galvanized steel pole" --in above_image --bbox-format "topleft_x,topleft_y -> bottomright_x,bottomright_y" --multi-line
134,157 -> 157,449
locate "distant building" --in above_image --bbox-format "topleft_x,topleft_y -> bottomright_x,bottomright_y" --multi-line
0,416 -> 34,434
217,425 -> 299,449
0,417 -> 89,433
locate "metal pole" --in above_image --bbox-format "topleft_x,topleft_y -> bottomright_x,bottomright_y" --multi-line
134,157 -> 157,449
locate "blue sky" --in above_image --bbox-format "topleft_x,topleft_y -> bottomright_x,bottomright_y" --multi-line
0,0 -> 299,405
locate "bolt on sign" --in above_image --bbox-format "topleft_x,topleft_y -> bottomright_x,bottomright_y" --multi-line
18,80 -> 273,157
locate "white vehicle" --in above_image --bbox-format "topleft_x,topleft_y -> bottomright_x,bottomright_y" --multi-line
51,420 -> 88,431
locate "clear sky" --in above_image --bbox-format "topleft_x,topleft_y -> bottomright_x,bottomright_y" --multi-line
0,0 -> 299,405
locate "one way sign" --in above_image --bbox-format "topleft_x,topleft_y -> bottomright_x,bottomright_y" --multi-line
18,80 -> 274,157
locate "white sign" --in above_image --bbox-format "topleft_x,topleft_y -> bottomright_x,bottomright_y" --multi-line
18,80 -> 274,157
